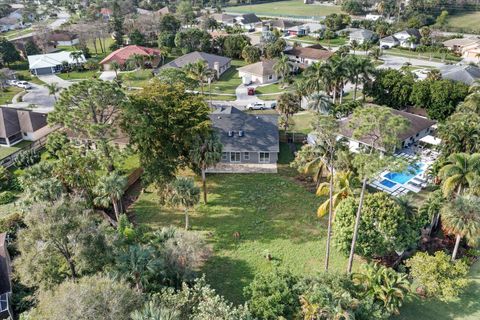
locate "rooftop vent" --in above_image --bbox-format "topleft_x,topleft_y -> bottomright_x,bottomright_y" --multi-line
239,130 -> 244,137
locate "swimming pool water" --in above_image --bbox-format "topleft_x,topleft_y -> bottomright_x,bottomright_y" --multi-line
380,179 -> 397,188
384,163 -> 425,184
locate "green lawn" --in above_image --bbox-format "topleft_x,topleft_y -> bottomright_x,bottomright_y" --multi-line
386,47 -> 462,63
119,69 -> 155,88
4,27 -> 33,40
255,82 -> 290,95
206,59 -> 246,95
57,70 -> 100,81
133,143 -> 351,303
0,87 -> 23,105
226,0 -> 343,18
291,111 -> 314,134
445,11 -> 480,34
395,261 -> 480,320
0,141 -> 32,160
14,70 -> 45,86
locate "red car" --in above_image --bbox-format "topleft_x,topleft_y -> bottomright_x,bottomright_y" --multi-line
247,87 -> 255,95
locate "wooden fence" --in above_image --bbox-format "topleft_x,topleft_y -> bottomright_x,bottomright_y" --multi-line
0,136 -> 48,168
279,132 -> 307,144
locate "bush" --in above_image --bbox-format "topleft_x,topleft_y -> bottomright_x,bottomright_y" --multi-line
0,191 -> 15,205
13,149 -> 40,169
0,211 -> 24,235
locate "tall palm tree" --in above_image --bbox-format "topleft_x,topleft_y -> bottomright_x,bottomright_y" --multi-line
303,62 -> 325,95
307,92 -> 333,114
441,195 -> 480,260
350,39 -> 359,54
184,60 -> 213,95
46,82 -> 60,102
190,132 -> 222,204
460,92 -> 480,114
438,153 -> 480,197
93,172 -> 128,222
273,53 -> 292,87
166,177 -> 200,230
111,61 -> 121,79
316,171 -> 358,217
69,51 -> 83,70
292,143 -> 330,189
369,47 -> 382,61
345,55 -> 374,101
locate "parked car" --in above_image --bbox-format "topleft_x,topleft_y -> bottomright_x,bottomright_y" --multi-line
17,81 -> 32,89
7,80 -> 18,86
247,87 -> 255,95
246,102 -> 266,110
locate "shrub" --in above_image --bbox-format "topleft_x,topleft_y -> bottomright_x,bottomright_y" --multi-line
0,211 -> 24,235
13,150 -> 40,169
0,191 -> 15,205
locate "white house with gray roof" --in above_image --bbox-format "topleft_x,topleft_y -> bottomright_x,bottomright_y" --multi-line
348,29 -> 377,44
439,65 -> 480,85
27,51 -> 86,75
207,107 -> 279,173
161,51 -> 231,78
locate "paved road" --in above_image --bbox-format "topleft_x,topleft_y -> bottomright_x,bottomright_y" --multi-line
379,54 -> 446,70
11,10 -> 70,41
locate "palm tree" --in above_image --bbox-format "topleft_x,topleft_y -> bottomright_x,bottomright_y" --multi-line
69,51 -> 83,70
166,177 -> 200,230
441,195 -> 480,260
368,47 -> 382,61
131,53 -> 146,69
405,36 -> 418,50
292,143 -> 330,189
303,62 -> 325,95
93,172 -> 128,222
277,92 -> 301,131
184,60 -> 213,95
111,61 -> 121,79
438,153 -> 480,197
273,53 -> 292,87
46,82 -> 60,102
345,55 -> 374,100
350,39 -> 359,54
307,92 -> 333,114
190,132 -> 222,204
426,69 -> 442,81
131,301 -> 180,320
316,171 -> 358,217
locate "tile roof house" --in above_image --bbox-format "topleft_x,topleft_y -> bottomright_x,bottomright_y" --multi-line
238,59 -> 279,85
161,51 -> 232,78
284,45 -> 333,68
100,45 -> 162,70
28,51 -> 86,75
0,107 -> 52,146
439,65 -> 480,85
207,106 -> 279,173
0,233 -> 13,320
100,8 -> 112,20
339,108 -> 436,152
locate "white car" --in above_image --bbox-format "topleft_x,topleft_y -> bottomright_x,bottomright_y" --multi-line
17,81 -> 32,89
7,79 -> 18,86
246,102 -> 267,110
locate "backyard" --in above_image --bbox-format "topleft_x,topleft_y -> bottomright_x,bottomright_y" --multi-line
132,143 -> 351,303
445,11 -> 480,34
226,0 -> 343,18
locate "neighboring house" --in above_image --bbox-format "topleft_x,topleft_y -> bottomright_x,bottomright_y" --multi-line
0,233 -> 13,320
11,36 -> 55,58
442,37 -> 480,62
393,28 -> 421,49
286,23 -> 325,36
48,30 -> 79,47
0,107 -> 52,146
348,29 -> 377,44
161,51 -> 231,78
100,8 -> 112,20
210,13 -> 235,25
232,13 -> 261,30
28,51 -> 86,75
439,64 -> 480,85
264,19 -> 301,32
463,47 -> 480,62
238,59 -> 279,85
284,45 -> 333,68
338,109 -> 436,152
136,7 -> 170,16
0,17 -> 21,32
379,35 -> 400,49
99,45 -> 162,70
207,106 -> 279,173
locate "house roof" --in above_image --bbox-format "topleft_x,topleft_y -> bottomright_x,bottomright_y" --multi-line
0,16 -> 19,25
48,30 -> 78,42
265,19 -> 301,30
161,51 -> 231,70
100,8 -> 112,15
28,51 -> 86,69
439,65 -> 480,85
237,59 -> 277,77
339,108 -> 436,149
0,108 -> 20,138
284,46 -> 333,61
350,29 -> 377,39
236,13 -> 261,24
209,107 -> 279,152
288,22 -> 325,33
0,233 -> 11,296
157,6 -> 170,15
443,37 -> 480,48
211,13 -> 235,23
380,35 -> 399,43
100,45 -> 161,65
394,28 -> 421,39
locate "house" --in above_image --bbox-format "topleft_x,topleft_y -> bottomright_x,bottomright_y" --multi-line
210,13 -> 235,25
393,28 -> 421,49
48,30 -> 79,47
348,29 -> 377,44
157,6 -> 171,15
0,107 -> 52,146
28,51 -> 86,75
0,8 -> 33,32
286,23 -> 325,37
439,65 -> 480,85
232,13 -> 261,30
442,37 -> 480,54
238,59 -> 279,85
380,35 -> 400,49
161,51 -> 231,78
264,19 -> 301,32
463,47 -> 480,62
207,106 -> 279,173
100,8 -> 112,20
338,109 -> 436,152
284,45 -> 333,68
99,45 -> 162,70
0,233 -> 13,319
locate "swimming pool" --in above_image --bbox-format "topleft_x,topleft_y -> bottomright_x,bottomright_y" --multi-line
384,163 -> 425,185
380,179 -> 397,188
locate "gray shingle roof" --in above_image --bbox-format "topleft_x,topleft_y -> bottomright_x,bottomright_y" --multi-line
237,59 -> 277,77
237,13 -> 261,24
439,65 -> 480,85
0,108 -> 20,138
209,107 -> 279,152
161,51 -> 231,70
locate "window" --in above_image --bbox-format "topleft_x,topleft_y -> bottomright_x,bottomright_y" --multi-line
244,152 -> 250,160
230,152 -> 241,163
268,75 -> 273,80
259,152 -> 270,163
221,152 -> 228,161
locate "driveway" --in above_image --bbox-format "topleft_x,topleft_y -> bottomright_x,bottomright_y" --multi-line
99,71 -> 116,81
379,54 -> 446,70
37,74 -> 72,88
21,83 -> 56,109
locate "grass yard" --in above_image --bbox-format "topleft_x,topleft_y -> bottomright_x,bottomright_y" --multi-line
119,69 -> 155,88
57,70 -> 100,81
395,261 -> 480,320
445,11 -> 480,34
226,0 -> 343,18
386,47 -> 462,63
0,87 -> 23,105
4,27 -> 33,40
255,82 -> 290,95
206,59 -> 246,95
0,141 -> 32,160
291,111 -> 315,134
133,143 -> 351,303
